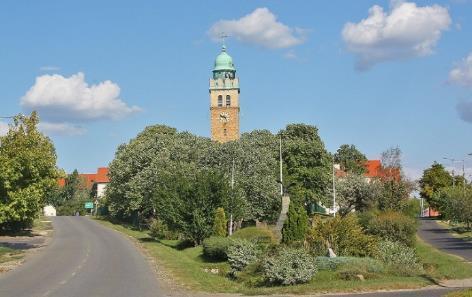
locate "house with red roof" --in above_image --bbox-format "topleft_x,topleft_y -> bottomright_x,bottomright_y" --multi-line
335,160 -> 401,182
58,167 -> 110,199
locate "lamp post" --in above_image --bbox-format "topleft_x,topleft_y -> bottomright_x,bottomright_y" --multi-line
332,155 -> 336,217
443,157 -> 457,188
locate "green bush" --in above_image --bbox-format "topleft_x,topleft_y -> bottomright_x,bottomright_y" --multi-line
282,204 -> 308,244
376,240 -> 423,276
227,239 -> 261,273
306,215 -> 378,257
364,211 -> 417,247
149,218 -> 178,240
212,207 -> 227,237
232,227 -> 277,246
315,256 -> 384,273
263,248 -> 317,285
202,236 -> 233,261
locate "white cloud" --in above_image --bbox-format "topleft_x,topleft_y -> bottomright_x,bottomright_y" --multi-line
457,100 -> 472,123
0,121 -> 8,136
21,72 -> 141,122
449,52 -> 472,87
38,122 -> 86,136
208,8 -> 305,49
342,1 -> 451,70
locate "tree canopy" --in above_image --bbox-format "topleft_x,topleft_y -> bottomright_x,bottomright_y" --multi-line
334,144 -> 367,175
419,162 -> 452,209
0,112 -> 58,231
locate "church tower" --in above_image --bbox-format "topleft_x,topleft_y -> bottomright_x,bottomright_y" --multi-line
209,45 -> 240,143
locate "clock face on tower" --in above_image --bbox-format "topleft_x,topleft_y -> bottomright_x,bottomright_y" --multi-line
219,112 -> 230,123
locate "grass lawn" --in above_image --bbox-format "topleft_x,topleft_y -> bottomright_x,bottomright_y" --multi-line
445,289 -> 472,297
416,237 -> 472,280
96,218 -> 472,295
0,246 -> 23,264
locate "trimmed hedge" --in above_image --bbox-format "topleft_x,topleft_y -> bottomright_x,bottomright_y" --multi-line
202,236 -> 233,261
232,227 -> 277,246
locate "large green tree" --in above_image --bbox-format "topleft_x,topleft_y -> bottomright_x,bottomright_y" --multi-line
0,112 -> 58,231
334,144 -> 367,175
153,166 -> 231,245
279,124 -> 331,206
419,162 -> 452,209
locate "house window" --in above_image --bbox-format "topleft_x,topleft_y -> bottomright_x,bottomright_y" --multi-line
226,95 -> 231,107
217,95 -> 223,107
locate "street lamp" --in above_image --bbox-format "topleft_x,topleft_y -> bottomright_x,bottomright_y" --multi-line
443,157 -> 459,188
332,155 -> 336,217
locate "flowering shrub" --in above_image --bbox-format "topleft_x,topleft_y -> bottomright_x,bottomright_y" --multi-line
227,239 -> 260,272
263,248 -> 317,285
376,240 -> 423,276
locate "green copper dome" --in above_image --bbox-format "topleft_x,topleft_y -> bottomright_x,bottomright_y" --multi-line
213,45 -> 236,72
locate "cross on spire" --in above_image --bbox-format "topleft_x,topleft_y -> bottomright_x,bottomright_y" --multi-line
219,32 -> 229,50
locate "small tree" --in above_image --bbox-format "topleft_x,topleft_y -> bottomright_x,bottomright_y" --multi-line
282,204 -> 308,244
213,207 -> 227,237
334,144 -> 368,174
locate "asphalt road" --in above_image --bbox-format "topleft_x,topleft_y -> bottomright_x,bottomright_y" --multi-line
0,216 -> 162,297
418,218 -> 472,261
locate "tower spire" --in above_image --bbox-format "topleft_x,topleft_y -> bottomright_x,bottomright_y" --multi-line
219,32 -> 229,51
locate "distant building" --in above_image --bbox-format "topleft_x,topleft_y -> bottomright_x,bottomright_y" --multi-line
335,160 -> 401,182
58,167 -> 110,199
43,205 -> 56,216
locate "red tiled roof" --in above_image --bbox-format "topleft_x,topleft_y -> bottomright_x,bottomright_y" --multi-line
58,167 -> 110,189
364,160 -> 382,178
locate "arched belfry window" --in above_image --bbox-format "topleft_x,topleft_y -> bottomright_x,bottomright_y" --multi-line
226,95 -> 231,107
218,95 -> 223,107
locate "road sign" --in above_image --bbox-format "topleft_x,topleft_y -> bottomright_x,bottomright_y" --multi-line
84,202 -> 94,209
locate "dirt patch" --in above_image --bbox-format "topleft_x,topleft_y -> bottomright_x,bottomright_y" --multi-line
0,218 -> 54,274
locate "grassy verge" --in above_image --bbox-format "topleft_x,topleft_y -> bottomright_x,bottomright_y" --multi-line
436,221 -> 472,242
96,218 -> 472,295
445,289 -> 472,297
0,216 -> 53,270
416,237 -> 472,280
0,246 -> 23,264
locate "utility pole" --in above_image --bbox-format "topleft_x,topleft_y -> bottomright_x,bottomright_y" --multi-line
332,155 -> 336,217
229,158 -> 235,236
279,136 -> 283,196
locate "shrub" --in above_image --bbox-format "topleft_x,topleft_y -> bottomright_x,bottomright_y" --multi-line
282,204 -> 308,244
263,248 -> 317,285
315,256 -> 384,274
306,215 -> 378,257
364,211 -> 417,247
202,236 -> 233,261
149,218 -> 178,240
232,227 -> 277,246
213,207 -> 227,237
376,240 -> 423,276
227,239 -> 261,273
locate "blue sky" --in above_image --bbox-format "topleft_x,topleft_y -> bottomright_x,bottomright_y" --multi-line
1,0 -> 472,180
